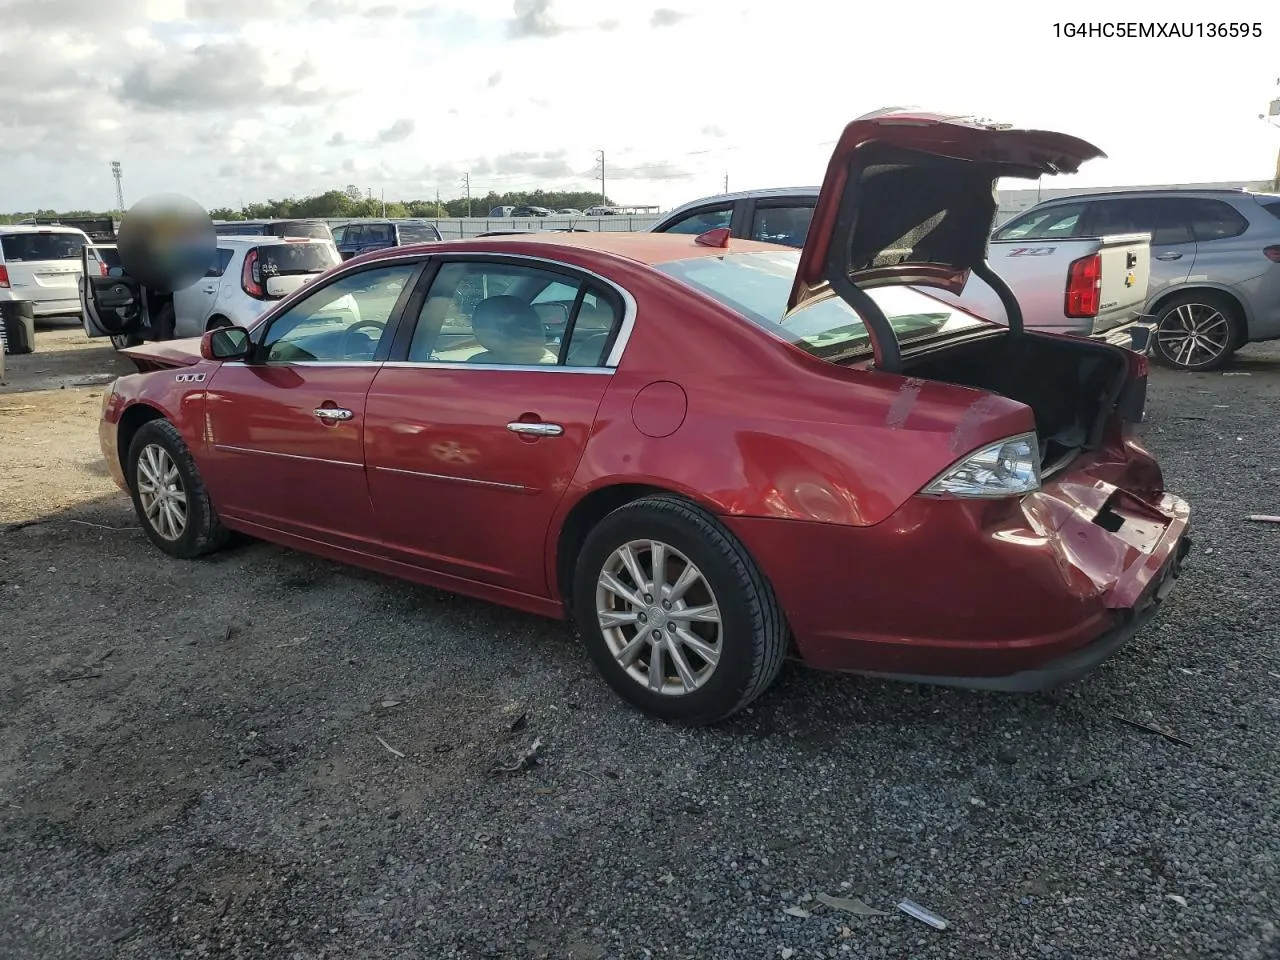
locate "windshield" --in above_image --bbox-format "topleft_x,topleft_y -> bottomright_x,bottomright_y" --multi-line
2,232 -> 86,261
259,243 -> 340,276
656,251 -> 991,361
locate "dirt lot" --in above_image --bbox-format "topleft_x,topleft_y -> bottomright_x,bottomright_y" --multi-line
2,322 -> 1279,960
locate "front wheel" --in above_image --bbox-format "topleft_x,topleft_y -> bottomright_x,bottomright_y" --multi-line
1151,293 -> 1241,371
572,495 -> 788,725
126,420 -> 230,558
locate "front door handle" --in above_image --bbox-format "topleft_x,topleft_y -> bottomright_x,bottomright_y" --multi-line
506,421 -> 563,437
202,284 -> 217,293
1154,252 -> 1183,261
315,407 -> 354,421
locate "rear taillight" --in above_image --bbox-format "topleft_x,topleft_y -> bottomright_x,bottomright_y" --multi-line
1264,245 -> 1280,263
0,265 -> 8,288
98,260 -> 109,277
241,248 -> 264,299
1064,253 -> 1102,318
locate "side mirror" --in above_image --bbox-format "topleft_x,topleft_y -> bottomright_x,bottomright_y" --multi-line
200,325 -> 252,361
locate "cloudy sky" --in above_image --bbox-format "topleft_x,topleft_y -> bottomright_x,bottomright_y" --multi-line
0,0 -> 1275,214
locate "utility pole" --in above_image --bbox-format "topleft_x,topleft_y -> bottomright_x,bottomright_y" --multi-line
460,173 -> 471,217
381,188 -> 386,218
110,161 -> 124,212
723,172 -> 729,194
436,187 -> 441,218
595,150 -> 606,205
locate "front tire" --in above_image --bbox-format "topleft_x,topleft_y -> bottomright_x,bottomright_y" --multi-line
126,420 -> 229,559
110,331 -> 143,350
1151,292 -> 1242,371
572,495 -> 788,725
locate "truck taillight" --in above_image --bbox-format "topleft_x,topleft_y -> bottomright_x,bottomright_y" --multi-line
0,265 -> 8,288
1064,253 -> 1101,318
241,248 -> 265,299
1264,245 -> 1280,263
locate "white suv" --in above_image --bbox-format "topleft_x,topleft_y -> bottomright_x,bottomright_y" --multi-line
80,236 -> 341,348
1,224 -> 93,318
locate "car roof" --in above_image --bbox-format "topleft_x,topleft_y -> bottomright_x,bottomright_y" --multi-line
361,230 -> 788,266
216,235 -> 329,245
660,186 -> 821,216
1021,187 -> 1259,206
0,224 -> 90,235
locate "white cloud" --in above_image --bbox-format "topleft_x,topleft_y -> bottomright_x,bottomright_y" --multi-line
0,0 -> 1276,214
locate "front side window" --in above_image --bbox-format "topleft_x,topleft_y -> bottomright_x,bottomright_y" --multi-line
259,263 -> 417,362
407,261 -> 620,367
660,206 -> 732,235
657,250 -> 988,363
395,223 -> 441,243
749,204 -> 815,247
363,224 -> 394,244
994,202 -> 1086,241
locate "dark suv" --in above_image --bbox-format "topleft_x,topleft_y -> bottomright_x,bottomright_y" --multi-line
332,219 -> 443,260
994,189 -> 1280,370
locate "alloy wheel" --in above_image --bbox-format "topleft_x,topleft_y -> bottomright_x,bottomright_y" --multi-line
1156,302 -> 1232,369
595,539 -> 723,696
136,443 -> 188,541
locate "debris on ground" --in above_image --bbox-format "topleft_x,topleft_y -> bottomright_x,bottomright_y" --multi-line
492,737 -> 543,774
375,735 -> 406,759
782,906 -> 811,918
509,710 -> 529,732
1244,514 -> 1280,523
1113,714 -> 1194,748
815,893 -> 890,917
897,899 -> 950,929
1167,894 -> 1189,907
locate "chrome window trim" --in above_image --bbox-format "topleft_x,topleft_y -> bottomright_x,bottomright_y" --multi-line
380,361 -> 613,375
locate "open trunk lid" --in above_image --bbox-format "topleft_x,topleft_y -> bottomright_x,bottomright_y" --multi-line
788,109 -> 1106,371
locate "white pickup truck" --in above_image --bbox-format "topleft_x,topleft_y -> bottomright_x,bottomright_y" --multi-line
648,187 -> 1154,350
931,231 -> 1154,348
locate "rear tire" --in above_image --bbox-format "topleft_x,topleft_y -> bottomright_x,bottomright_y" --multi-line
571,495 -> 788,725
1151,292 -> 1242,371
126,420 -> 230,559
206,315 -> 232,331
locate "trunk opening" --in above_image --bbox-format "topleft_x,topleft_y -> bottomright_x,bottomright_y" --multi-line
901,333 -> 1131,474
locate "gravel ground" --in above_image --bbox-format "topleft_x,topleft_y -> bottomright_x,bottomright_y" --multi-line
2,324 -> 1279,960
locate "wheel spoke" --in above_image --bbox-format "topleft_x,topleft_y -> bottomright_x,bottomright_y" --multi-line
617,544 -> 648,593
144,496 -> 162,519
675,627 -> 720,666
676,603 -> 721,624
664,636 -> 698,691
598,609 -> 639,629
646,642 -> 665,690
666,563 -> 701,603
1176,305 -> 1195,332
649,540 -> 668,596
599,571 -> 643,609
615,632 -> 648,668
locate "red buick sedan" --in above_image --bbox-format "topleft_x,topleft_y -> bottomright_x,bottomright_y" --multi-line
91,112 -> 1191,725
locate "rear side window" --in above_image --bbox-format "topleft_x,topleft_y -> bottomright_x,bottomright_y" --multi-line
206,248 -> 235,277
1261,198 -> 1280,221
750,204 -> 815,247
1,232 -> 86,261
1176,198 -> 1249,241
1088,198 -> 1194,245
994,202 -> 1086,240
396,223 -> 441,243
258,243 -> 341,276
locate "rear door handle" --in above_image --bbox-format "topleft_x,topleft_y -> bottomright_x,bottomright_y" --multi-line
1154,252 -> 1183,261
507,421 -> 563,437
315,407 -> 354,421
202,284 -> 217,293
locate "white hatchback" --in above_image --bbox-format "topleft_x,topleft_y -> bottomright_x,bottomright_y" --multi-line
0,224 -> 93,318
80,236 -> 342,348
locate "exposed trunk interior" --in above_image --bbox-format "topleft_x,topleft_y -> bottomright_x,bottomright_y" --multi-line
902,333 -> 1130,475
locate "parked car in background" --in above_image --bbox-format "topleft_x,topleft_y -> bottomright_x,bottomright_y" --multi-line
91,110 -> 1190,726
584,206 -> 620,216
333,219 -> 442,260
993,189 -> 1280,370
80,236 -> 341,348
652,187 -> 1154,348
214,219 -> 335,243
488,206 -> 515,217
650,187 -> 819,246
0,224 -> 93,318
510,205 -> 552,218
557,208 -> 583,217
19,216 -> 117,242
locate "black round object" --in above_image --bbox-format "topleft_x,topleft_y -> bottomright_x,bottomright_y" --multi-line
116,193 -> 216,294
